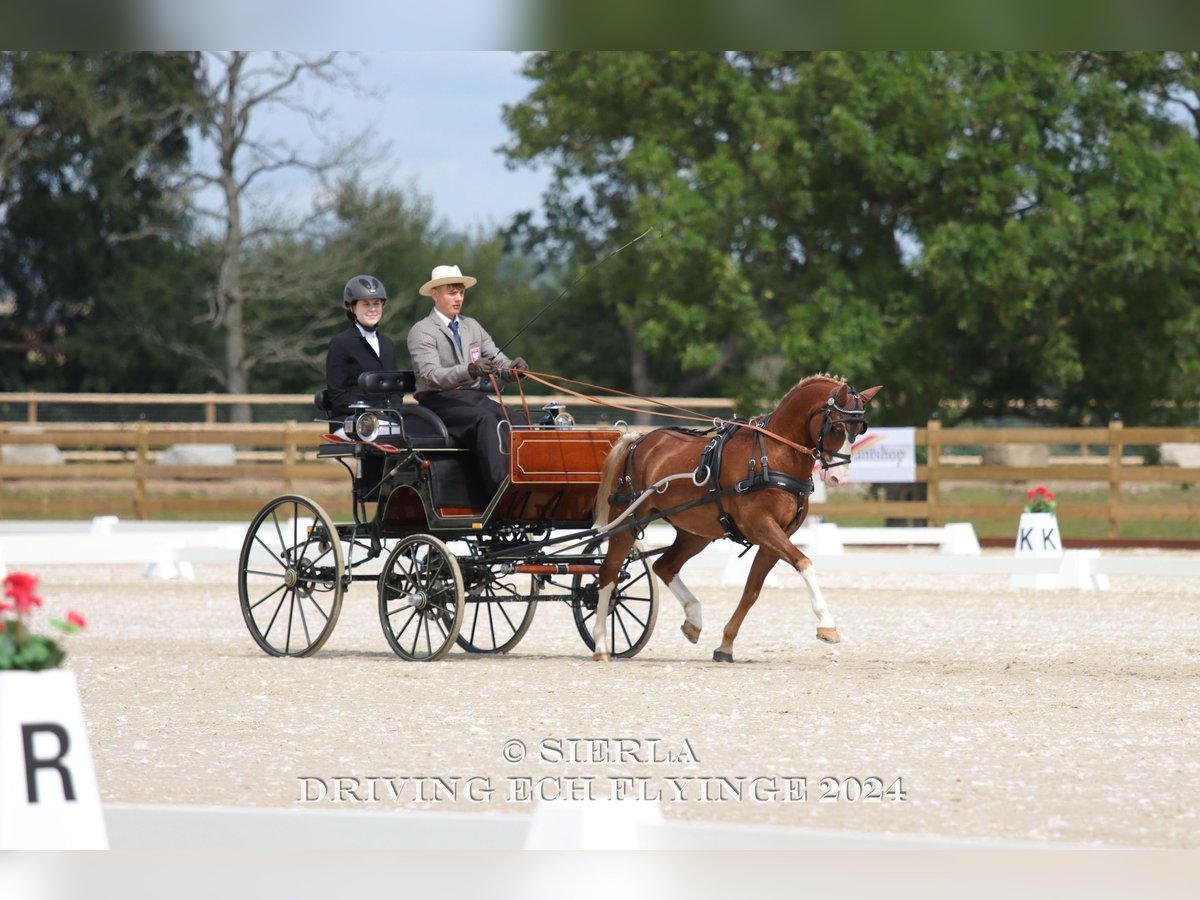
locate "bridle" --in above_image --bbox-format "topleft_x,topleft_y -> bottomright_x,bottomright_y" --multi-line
808,387 -> 869,469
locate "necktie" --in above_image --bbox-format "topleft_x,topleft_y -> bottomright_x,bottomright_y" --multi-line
449,319 -> 463,357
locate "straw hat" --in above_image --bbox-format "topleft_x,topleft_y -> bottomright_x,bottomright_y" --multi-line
419,264 -> 477,296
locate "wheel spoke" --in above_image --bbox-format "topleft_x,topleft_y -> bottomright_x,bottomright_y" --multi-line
245,567 -> 287,580
248,581 -> 287,612
251,532 -> 288,570
271,508 -> 288,557
283,589 -> 295,655
260,591 -> 288,641
294,590 -> 312,648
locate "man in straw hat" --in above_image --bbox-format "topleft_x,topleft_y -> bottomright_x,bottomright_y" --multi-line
408,264 -> 529,494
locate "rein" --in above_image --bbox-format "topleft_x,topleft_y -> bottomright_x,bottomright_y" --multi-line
507,367 -> 819,457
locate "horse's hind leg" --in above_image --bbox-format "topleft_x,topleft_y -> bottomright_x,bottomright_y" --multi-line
652,530 -> 713,644
591,526 -> 637,662
713,547 -> 778,663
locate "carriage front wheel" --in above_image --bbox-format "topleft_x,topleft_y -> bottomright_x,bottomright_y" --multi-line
378,534 -> 465,661
238,494 -> 345,657
571,539 -> 659,658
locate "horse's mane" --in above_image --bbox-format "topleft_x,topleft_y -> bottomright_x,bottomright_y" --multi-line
795,372 -> 846,390
776,372 -> 846,407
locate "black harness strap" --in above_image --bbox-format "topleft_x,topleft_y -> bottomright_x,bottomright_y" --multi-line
609,431 -> 654,507
609,420 -> 814,550
613,471 -> 810,539
697,417 -> 814,549
696,419 -> 749,545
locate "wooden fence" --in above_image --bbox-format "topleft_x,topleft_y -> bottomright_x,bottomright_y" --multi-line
2,395 -> 1199,536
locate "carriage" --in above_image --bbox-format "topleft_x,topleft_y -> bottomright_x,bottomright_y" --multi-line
237,370 -> 660,661
239,367 -> 881,664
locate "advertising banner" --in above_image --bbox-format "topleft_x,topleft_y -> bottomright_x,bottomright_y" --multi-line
845,426 -> 917,483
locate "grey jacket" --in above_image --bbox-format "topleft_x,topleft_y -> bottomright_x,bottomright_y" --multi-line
407,310 -> 517,394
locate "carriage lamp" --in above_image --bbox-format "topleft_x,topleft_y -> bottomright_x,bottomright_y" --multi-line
344,410 -> 381,442
540,402 -> 575,428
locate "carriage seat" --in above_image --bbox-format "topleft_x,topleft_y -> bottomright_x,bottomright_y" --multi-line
314,370 -> 452,451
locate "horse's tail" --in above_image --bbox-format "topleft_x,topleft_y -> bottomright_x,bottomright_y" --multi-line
593,432 -> 641,527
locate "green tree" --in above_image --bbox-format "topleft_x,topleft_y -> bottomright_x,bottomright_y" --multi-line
503,51 -> 1200,425
184,51 -> 372,419
245,181 -> 548,403
0,51 -> 206,392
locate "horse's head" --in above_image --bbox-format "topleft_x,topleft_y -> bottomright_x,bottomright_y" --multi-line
807,381 -> 882,487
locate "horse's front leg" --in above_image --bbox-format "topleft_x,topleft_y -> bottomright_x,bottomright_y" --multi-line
800,564 -> 839,644
713,546 -> 778,663
740,518 -> 839,645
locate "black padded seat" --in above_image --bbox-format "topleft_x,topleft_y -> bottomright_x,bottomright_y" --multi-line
313,370 -> 417,420
359,370 -> 416,395
380,406 -> 451,449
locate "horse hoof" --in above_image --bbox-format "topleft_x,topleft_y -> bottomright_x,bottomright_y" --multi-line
713,650 -> 734,663
816,627 -> 840,644
593,651 -> 611,662
680,622 -> 700,644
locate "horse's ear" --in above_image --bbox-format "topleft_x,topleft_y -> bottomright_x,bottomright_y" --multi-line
858,385 -> 883,404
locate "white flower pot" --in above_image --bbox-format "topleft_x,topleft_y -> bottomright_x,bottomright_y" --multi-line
0,669 -> 107,848
1011,512 -> 1062,590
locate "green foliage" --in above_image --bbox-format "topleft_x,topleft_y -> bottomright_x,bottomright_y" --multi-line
243,182 -> 546,395
7,49 -> 1200,429
503,51 -> 1200,425
0,628 -> 66,671
0,51 -> 206,392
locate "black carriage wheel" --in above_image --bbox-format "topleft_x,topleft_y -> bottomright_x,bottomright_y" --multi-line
456,569 -> 539,654
238,494 -> 345,657
571,539 -> 659,658
378,534 -> 464,661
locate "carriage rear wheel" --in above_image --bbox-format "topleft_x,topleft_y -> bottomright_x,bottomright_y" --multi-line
456,567 -> 539,654
238,494 -> 345,657
571,539 -> 659,658
378,534 -> 464,661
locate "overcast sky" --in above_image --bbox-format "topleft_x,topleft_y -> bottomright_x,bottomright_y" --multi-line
192,51 -> 551,235
352,52 -> 550,231
136,3 -> 548,231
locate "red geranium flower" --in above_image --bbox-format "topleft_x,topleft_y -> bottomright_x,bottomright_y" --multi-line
1025,485 -> 1057,514
0,570 -> 86,671
3,572 -> 42,614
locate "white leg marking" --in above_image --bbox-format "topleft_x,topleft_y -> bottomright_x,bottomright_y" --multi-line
592,582 -> 616,657
667,577 -> 703,632
800,567 -> 836,630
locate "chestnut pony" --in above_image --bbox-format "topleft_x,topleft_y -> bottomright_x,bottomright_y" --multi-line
591,375 -> 881,662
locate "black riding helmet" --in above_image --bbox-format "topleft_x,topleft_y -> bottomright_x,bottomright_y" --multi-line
343,275 -> 387,325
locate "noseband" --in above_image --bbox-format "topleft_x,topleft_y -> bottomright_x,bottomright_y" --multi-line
809,387 -> 869,469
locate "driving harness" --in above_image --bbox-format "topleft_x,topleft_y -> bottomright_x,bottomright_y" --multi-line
609,418 -> 814,550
